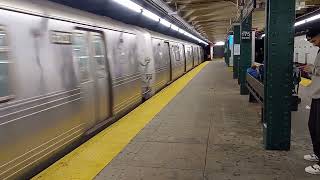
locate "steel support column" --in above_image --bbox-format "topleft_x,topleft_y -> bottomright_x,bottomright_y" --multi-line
263,0 -> 295,150
233,24 -> 240,79
239,14 -> 252,95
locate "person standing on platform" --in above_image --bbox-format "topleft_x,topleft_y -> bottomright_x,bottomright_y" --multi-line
304,26 -> 320,175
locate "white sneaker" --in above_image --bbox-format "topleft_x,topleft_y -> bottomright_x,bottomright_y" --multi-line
305,164 -> 320,175
304,154 -> 319,162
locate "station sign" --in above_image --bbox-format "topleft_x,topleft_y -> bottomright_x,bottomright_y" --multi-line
242,0 -> 256,20
241,31 -> 251,40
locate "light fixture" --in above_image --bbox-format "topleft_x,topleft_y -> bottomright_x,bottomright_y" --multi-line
295,13 -> 320,27
142,9 -> 160,22
113,0 -> 142,13
171,24 -> 179,31
160,18 -> 171,27
306,14 -> 320,23
184,32 -> 192,37
295,20 -> 306,26
113,0 -> 209,45
179,29 -> 186,35
215,41 -> 225,46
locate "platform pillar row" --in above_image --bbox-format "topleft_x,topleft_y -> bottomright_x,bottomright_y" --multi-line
233,24 -> 240,80
239,14 -> 252,95
263,0 -> 295,150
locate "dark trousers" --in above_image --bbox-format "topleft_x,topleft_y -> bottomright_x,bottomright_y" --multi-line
308,98 -> 320,163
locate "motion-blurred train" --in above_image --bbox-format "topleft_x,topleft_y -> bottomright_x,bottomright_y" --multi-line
0,0 -> 206,179
294,35 -> 319,65
293,35 -> 318,79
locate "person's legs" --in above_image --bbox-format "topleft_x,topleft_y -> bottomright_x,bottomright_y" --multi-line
305,99 -> 319,161
308,99 -> 320,159
305,99 -> 320,174
312,99 -> 320,164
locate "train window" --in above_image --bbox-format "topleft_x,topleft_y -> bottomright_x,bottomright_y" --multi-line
0,32 -> 7,47
0,27 -> 13,102
73,32 -> 90,82
0,30 -> 8,63
92,34 -> 106,78
181,45 -> 185,60
117,34 -> 127,64
174,45 -> 180,61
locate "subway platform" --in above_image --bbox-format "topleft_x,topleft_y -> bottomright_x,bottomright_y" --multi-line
34,61 -> 318,180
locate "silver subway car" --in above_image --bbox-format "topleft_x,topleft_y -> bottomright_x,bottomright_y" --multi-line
0,0 -> 205,179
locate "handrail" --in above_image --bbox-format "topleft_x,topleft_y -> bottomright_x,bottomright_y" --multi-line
246,74 -> 264,105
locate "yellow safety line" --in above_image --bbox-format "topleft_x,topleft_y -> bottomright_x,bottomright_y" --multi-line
227,66 -> 233,72
33,61 -> 209,180
300,77 -> 312,87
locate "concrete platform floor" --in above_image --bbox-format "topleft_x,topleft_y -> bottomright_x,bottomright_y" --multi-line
95,61 -> 319,180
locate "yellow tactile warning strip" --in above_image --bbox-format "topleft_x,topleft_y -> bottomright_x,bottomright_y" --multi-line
227,66 -> 233,72
32,61 -> 210,180
300,77 -> 312,87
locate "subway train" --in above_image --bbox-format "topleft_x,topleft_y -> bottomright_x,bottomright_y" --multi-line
0,0 -> 206,179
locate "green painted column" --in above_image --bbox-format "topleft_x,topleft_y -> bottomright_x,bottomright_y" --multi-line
239,14 -> 252,95
263,0 -> 295,150
233,24 -> 240,79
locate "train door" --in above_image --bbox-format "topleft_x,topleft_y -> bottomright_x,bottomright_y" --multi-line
185,46 -> 193,71
199,48 -> 202,63
183,44 -> 187,72
164,41 -> 172,81
191,46 -> 194,67
197,47 -> 202,64
193,46 -> 198,66
170,43 -> 178,80
73,30 -> 111,125
90,32 -> 110,122
197,47 -> 200,64
198,47 -> 202,63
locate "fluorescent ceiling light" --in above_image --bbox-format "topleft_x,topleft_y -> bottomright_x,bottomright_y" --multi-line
306,14 -> 320,22
113,0 -> 209,46
113,0 -> 142,13
202,42 -> 208,46
295,20 -> 306,26
215,41 -> 225,46
160,18 -> 171,27
179,29 -> 186,35
295,13 -> 320,27
142,9 -> 160,22
185,32 -> 192,37
171,24 -> 179,31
